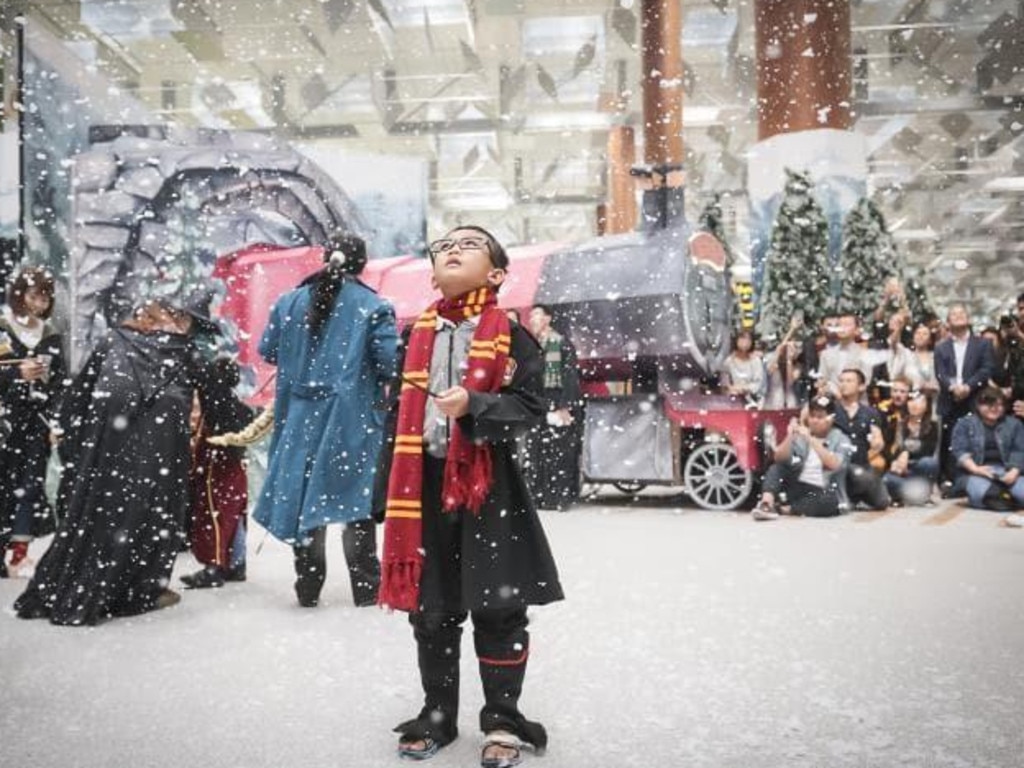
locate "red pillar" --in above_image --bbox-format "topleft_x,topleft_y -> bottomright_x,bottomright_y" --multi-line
641,0 -> 684,166
755,0 -> 852,141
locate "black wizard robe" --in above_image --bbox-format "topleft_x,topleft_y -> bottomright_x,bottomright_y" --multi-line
15,327 -> 197,625
523,329 -> 584,511
375,322 -> 564,613
0,314 -> 65,547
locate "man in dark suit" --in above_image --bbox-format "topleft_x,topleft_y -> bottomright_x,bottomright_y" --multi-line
934,303 -> 994,485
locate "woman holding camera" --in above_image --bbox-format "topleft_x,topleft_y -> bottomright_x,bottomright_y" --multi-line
0,267 -> 64,577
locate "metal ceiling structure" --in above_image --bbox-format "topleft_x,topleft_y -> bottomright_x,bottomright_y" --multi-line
10,0 -> 1024,318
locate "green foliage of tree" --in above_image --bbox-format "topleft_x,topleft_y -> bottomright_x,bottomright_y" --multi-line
905,268 -> 937,324
756,169 -> 831,341
835,197 -> 904,319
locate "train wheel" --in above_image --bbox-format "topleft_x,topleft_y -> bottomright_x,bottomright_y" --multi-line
683,443 -> 753,510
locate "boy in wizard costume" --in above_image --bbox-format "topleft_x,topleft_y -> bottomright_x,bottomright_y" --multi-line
378,225 -> 563,767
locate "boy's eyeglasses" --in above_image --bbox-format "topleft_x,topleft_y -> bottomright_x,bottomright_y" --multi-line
429,236 -> 490,257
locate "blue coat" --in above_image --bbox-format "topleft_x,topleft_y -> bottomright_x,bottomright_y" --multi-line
253,278 -> 399,542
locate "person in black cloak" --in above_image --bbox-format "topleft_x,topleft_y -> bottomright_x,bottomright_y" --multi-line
14,291 -> 215,625
0,267 -> 65,577
523,304 -> 584,511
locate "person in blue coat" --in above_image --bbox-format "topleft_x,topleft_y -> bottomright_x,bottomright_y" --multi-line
254,233 -> 399,607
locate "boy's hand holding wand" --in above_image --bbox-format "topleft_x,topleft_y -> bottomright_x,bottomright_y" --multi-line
401,374 -> 469,418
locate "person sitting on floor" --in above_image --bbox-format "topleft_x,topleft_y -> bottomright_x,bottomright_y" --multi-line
882,388 -> 939,506
950,385 -> 1024,511
833,368 -> 891,510
751,395 -> 853,521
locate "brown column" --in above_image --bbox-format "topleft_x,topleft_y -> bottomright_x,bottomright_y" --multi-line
605,125 -> 637,234
755,0 -> 852,141
640,0 -> 683,166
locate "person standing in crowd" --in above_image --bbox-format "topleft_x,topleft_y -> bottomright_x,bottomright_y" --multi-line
14,294 -> 210,625
950,386 -> 1024,511
0,267 -> 64,577
254,233 -> 398,608
867,312 -> 914,406
882,389 -> 939,505
751,395 -> 852,520
180,357 -> 254,589
934,303 -> 994,486
763,315 -> 806,409
524,303 -> 584,511
378,225 -> 563,766
816,314 -> 878,397
869,276 -> 911,344
720,328 -> 765,405
982,325 -> 1010,391
904,321 -> 940,399
1003,296 -> 1024,420
832,368 -> 890,510
795,314 -> 834,404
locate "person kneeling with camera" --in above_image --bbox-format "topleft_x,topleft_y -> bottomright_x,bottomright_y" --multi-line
752,396 -> 854,521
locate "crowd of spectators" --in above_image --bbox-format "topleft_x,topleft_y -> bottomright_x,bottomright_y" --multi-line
742,284 -> 1024,524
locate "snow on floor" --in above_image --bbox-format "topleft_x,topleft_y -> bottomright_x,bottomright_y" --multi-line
2,497 -> 1023,768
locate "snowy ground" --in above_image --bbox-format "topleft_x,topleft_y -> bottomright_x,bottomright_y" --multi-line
2,492 -> 1023,768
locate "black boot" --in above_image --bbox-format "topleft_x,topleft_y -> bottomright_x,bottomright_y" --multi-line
293,528 -> 327,607
342,518 -> 380,606
180,565 -> 226,589
406,611 -> 465,745
223,563 -> 247,582
474,608 -> 546,751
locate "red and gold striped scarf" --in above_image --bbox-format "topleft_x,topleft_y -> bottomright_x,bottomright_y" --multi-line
378,286 -> 511,612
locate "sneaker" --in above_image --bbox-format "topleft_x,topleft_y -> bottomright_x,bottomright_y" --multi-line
752,499 -> 779,521
1004,513 -> 1024,528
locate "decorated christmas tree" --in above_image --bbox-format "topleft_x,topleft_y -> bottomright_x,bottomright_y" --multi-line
756,169 -> 831,341
835,197 -> 904,319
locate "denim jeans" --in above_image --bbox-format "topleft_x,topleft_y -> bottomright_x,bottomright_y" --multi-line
964,464 -> 1024,510
884,456 -> 939,504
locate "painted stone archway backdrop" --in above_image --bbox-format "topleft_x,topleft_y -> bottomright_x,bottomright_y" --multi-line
16,20 -> 427,371
68,127 -> 370,369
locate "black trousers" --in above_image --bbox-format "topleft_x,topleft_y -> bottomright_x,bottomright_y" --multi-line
939,408 -> 969,484
762,462 -> 842,517
400,607 -> 531,746
292,519 -> 380,606
845,464 -> 891,510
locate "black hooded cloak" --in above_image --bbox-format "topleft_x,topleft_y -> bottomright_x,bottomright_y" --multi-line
14,327 -> 198,625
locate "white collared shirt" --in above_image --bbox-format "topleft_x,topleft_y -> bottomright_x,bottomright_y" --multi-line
952,334 -> 969,385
